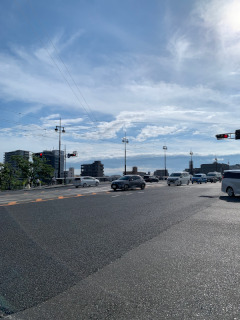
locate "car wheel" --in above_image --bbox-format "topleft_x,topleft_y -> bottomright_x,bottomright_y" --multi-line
83,183 -> 87,187
187,180 -> 189,185
168,184 -> 170,186
141,183 -> 145,190
124,184 -> 129,191
179,181 -> 182,186
227,187 -> 235,197
75,186 -> 79,188
95,182 -> 99,186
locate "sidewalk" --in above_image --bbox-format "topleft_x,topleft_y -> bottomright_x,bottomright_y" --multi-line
6,195 -> 240,320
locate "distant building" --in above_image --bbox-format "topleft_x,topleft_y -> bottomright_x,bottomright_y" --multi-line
68,167 -> 75,177
35,150 -> 64,178
200,162 -> 229,174
125,166 -> 146,176
154,169 -> 169,178
4,150 -> 30,169
81,161 -> 104,177
229,164 -> 240,170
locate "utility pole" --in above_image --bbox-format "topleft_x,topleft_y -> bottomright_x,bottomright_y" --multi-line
190,150 -> 193,175
163,145 -> 167,177
55,118 -> 65,180
122,132 -> 129,175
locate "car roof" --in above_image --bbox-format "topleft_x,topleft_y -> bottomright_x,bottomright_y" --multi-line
224,170 -> 240,172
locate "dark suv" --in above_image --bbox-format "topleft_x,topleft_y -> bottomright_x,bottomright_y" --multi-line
111,175 -> 146,191
144,175 -> 159,182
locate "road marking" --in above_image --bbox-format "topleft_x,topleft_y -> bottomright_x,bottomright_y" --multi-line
58,196 -> 65,199
77,194 -> 84,197
36,199 -> 43,202
8,201 -> 17,206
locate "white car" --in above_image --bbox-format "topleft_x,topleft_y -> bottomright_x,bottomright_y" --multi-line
221,170 -> 240,197
167,172 -> 191,186
73,176 -> 100,188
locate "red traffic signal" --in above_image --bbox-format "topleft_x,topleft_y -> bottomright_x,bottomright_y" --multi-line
67,153 -> 77,158
216,134 -> 229,140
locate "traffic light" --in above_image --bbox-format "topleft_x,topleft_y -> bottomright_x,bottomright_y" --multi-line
67,153 -> 77,158
216,134 -> 229,140
235,130 -> 240,140
34,152 -> 43,158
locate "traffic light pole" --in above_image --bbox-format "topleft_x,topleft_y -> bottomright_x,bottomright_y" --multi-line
216,130 -> 240,140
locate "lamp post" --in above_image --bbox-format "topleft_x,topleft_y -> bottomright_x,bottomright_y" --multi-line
163,145 -> 167,177
190,150 -> 193,175
55,118 -> 65,179
215,157 -> 218,171
122,133 -> 129,175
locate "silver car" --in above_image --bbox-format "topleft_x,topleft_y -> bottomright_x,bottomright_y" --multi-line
73,176 -> 100,188
167,172 -> 190,186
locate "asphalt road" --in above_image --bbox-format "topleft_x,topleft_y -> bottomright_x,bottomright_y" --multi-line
1,182 -> 240,319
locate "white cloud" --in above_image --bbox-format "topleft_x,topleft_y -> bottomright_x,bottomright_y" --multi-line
135,125 -> 187,142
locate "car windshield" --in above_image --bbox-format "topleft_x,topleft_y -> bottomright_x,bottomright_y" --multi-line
194,175 -> 201,177
119,176 -> 131,180
207,174 -> 215,176
170,173 -> 181,177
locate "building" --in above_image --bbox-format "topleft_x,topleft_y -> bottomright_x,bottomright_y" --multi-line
125,166 -> 147,176
200,162 -> 229,174
4,150 -> 30,169
229,164 -> 240,170
154,169 -> 169,178
35,150 -> 65,178
81,161 -> 104,177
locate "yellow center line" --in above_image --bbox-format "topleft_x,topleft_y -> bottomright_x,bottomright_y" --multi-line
77,194 -> 84,197
36,199 -> 43,202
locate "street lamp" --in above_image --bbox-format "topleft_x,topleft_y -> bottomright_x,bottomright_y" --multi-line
122,133 -> 129,175
190,150 -> 193,175
163,145 -> 167,177
215,157 -> 218,171
55,118 -> 65,179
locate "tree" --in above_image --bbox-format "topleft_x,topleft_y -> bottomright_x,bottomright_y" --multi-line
0,162 -> 20,190
1,155 -> 55,189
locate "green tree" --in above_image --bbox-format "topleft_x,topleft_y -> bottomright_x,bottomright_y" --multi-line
5,155 -> 54,188
0,162 -> 20,190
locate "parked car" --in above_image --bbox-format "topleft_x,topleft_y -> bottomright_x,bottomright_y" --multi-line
221,170 -> 240,197
167,172 -> 191,186
73,176 -> 100,188
143,175 -> 159,182
191,173 -> 207,184
206,172 -> 222,183
111,175 -> 146,191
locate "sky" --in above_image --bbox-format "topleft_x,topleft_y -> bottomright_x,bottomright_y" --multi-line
1,0 -> 240,175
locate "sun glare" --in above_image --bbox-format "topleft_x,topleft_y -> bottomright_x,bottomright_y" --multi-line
223,1 -> 240,34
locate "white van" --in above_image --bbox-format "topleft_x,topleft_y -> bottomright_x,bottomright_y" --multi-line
221,170 -> 240,197
167,172 -> 191,186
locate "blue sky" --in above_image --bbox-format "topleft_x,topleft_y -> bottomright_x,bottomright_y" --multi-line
1,0 -> 240,175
